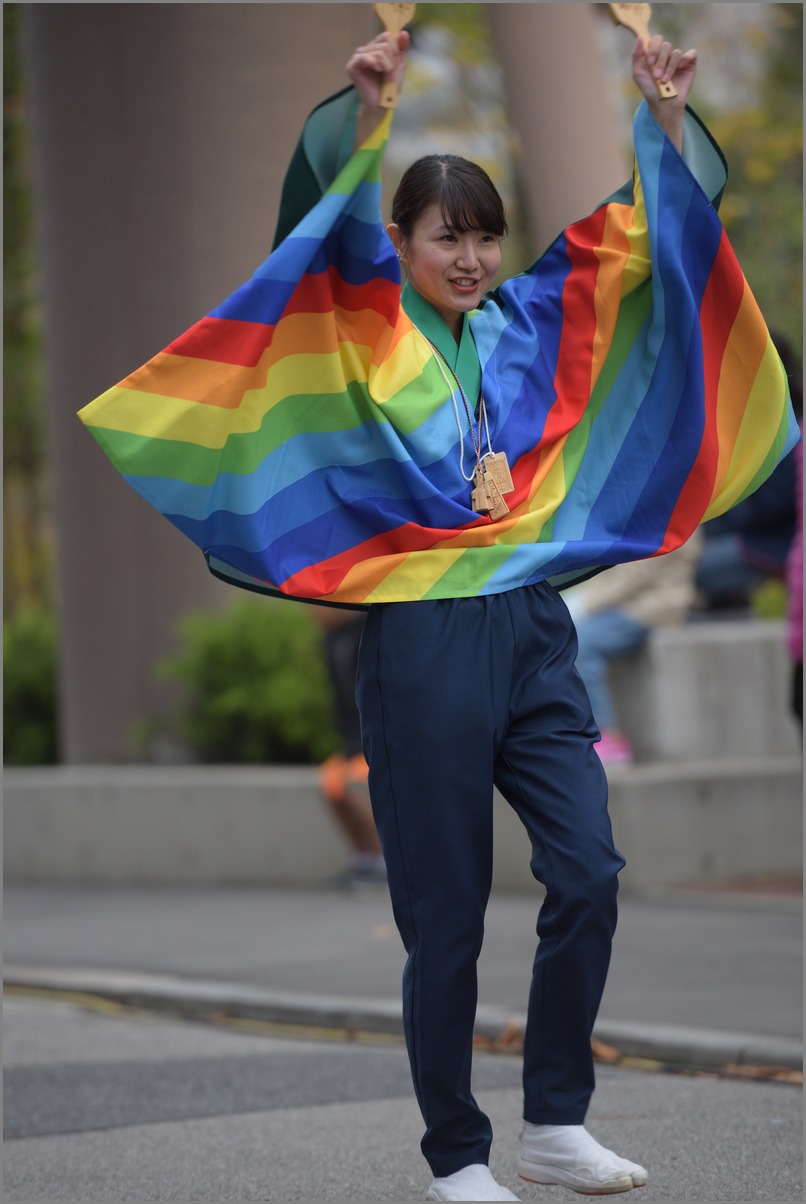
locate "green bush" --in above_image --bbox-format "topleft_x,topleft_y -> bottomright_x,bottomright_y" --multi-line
158,598 -> 341,764
750,578 -> 789,620
3,608 -> 58,764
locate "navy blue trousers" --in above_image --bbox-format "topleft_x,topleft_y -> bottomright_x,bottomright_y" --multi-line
356,582 -> 625,1178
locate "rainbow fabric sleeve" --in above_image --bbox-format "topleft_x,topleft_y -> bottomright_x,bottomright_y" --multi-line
78,100 -> 799,606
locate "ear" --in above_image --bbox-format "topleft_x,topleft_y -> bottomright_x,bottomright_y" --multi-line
386,222 -> 406,260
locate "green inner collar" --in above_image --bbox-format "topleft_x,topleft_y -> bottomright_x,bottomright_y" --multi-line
401,281 -> 482,404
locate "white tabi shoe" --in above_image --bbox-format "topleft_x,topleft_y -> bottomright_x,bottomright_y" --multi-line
517,1123 -> 648,1195
426,1163 -> 520,1201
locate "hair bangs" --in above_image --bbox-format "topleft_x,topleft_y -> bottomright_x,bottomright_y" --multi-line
438,173 -> 507,238
392,154 -> 508,240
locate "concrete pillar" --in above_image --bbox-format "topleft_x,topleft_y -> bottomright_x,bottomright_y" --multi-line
487,3 -> 629,249
22,4 -> 372,762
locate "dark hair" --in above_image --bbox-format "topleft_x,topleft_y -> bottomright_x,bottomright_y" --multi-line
391,154 -> 508,239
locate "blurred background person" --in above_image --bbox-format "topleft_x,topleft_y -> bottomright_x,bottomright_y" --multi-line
312,608 -> 386,888
566,534 -> 702,766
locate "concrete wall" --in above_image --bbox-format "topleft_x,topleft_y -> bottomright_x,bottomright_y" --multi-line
5,621 -> 801,893
611,620 -> 801,762
4,756 -> 801,894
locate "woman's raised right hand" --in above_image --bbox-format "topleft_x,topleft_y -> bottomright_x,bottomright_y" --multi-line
346,30 -> 410,111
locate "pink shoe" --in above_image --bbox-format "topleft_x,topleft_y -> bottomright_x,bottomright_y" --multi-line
596,732 -> 634,767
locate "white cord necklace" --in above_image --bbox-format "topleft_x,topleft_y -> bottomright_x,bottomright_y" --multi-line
427,340 -> 491,482
417,328 -> 515,518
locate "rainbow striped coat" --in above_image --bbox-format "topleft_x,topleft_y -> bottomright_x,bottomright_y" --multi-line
78,96 -> 799,606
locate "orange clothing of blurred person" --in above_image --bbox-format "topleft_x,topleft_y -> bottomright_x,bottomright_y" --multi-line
312,607 -> 386,887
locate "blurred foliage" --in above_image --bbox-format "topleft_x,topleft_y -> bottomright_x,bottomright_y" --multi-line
3,5 -> 40,437
750,578 -> 789,621
3,3 -> 53,618
653,3 -> 802,352
156,598 -> 340,764
3,609 -> 59,764
409,3 -> 491,64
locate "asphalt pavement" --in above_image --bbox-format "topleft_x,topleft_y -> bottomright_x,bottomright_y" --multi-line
4,881 -> 803,1066
3,880 -> 803,1201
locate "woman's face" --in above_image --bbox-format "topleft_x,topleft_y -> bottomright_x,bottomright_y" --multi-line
388,203 -> 502,338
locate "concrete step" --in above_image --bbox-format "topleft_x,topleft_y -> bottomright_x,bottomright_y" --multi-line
609,618 -> 800,763
4,760 -> 801,893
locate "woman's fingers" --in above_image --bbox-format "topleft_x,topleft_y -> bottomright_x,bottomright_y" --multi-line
347,32 -> 405,76
632,34 -> 697,103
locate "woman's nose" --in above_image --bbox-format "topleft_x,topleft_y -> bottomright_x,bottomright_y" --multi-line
456,239 -> 479,267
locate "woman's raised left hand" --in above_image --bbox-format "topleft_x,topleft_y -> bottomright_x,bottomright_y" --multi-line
632,35 -> 697,148
632,35 -> 698,105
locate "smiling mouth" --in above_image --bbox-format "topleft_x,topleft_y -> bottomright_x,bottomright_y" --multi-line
450,278 -> 482,288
